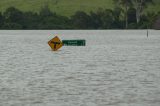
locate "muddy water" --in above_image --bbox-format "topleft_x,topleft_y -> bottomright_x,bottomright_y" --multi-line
0,30 -> 160,106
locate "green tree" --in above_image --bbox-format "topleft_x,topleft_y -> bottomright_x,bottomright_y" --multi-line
112,7 -> 124,29
38,15 -> 71,29
128,8 -> 136,24
39,5 -> 54,17
0,12 -> 4,28
89,11 -> 102,29
100,9 -> 114,29
71,11 -> 91,29
127,7 -> 137,28
23,12 -> 39,29
114,0 -> 132,29
3,7 -> 24,25
146,12 -> 157,28
153,13 -> 160,29
2,23 -> 22,29
136,12 -> 156,29
38,5 -> 71,29
131,0 -> 153,24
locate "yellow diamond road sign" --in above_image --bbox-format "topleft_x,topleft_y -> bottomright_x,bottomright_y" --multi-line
48,36 -> 63,51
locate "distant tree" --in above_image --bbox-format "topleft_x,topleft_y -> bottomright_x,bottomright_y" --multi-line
128,8 -> 136,24
89,11 -> 102,29
0,3 -> 158,30
38,15 -> 71,29
112,7 -> 124,29
153,13 -> 160,29
131,0 -> 153,24
3,7 -> 24,25
39,5 -> 56,29
100,9 -> 114,29
23,12 -> 39,29
38,5 -> 71,29
57,16 -> 72,29
127,8 -> 137,29
146,12 -> 157,28
2,23 -> 22,29
114,0 -> 132,29
0,12 -> 4,28
71,11 -> 91,29
136,12 -> 156,29
113,7 -> 122,22
39,5 -> 54,17
90,8 -> 118,29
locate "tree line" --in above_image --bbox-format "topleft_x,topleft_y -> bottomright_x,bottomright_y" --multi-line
0,3 -> 160,29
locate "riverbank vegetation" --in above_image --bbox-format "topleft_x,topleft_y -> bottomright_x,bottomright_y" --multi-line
0,0 -> 160,29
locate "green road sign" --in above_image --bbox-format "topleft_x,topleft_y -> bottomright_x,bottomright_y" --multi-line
62,40 -> 85,46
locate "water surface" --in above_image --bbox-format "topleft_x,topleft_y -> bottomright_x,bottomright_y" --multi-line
0,30 -> 160,106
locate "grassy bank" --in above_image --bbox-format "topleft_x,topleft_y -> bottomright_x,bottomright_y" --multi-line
0,0 -> 160,16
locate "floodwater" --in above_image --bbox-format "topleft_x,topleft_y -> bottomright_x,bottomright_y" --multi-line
0,30 -> 160,106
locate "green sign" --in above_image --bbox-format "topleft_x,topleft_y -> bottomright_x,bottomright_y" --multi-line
62,40 -> 86,46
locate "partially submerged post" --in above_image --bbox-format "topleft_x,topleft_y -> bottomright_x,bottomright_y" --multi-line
147,29 -> 148,38
147,25 -> 149,38
147,29 -> 149,38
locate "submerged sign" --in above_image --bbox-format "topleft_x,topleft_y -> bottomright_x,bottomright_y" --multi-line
48,36 -> 86,51
62,40 -> 85,46
48,36 -> 63,51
